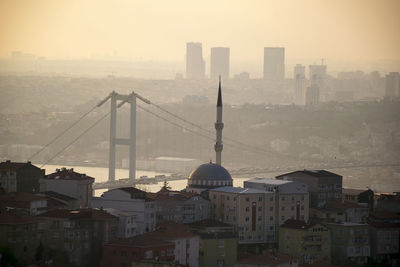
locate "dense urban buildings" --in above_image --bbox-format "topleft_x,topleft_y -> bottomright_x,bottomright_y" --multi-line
263,47 -> 285,80
385,72 -> 400,98
210,47 -> 230,80
186,42 -> 205,79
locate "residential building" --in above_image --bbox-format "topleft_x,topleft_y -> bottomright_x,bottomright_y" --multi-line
0,212 -> 45,266
40,168 -> 94,208
327,222 -> 370,266
209,187 -> 276,244
210,47 -> 230,80
101,234 -> 176,267
279,220 -> 330,265
0,160 -> 45,193
342,188 -> 374,211
375,193 -> 400,214
305,84 -> 320,106
92,187 -> 156,234
189,220 -> 237,267
235,251 -> 298,267
147,187 -> 210,224
368,222 -> 400,266
104,208 -> 137,238
186,42 -> 205,79
276,170 -> 342,208
0,192 -> 47,215
263,47 -> 285,80
294,73 -> 307,105
39,209 -> 118,267
310,201 -> 369,224
385,72 -> 399,98
37,190 -> 80,209
244,178 -> 309,225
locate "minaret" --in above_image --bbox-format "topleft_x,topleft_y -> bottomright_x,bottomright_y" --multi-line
214,76 -> 224,165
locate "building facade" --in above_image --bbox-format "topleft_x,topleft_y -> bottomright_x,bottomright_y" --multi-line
279,220 -> 331,265
209,187 -> 277,244
210,47 -> 230,80
186,42 -> 205,79
40,168 -> 94,208
263,47 -> 285,80
276,170 -> 342,208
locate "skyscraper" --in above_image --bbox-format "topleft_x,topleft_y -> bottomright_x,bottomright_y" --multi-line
294,64 -> 306,105
210,47 -> 230,80
309,64 -> 327,88
263,47 -> 285,80
186,42 -> 205,79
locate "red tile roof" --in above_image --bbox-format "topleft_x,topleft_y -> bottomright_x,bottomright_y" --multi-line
0,192 -> 47,209
45,168 -> 94,181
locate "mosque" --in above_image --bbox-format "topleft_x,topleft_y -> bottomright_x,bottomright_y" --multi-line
186,78 -> 233,194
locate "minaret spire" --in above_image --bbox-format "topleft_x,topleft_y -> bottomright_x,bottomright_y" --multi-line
215,76 -> 224,165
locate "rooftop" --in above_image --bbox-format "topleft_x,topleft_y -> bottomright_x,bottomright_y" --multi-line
280,219 -> 317,230
39,191 -> 77,201
368,221 -> 400,229
0,212 -> 41,225
0,160 -> 40,171
45,168 -> 94,181
245,177 -> 293,185
237,251 -> 293,265
39,208 -> 117,220
0,192 -> 47,209
210,186 -> 268,194
342,188 -> 368,195
276,169 -> 342,179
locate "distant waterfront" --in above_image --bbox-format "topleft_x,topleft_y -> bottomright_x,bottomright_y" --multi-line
41,164 -> 400,196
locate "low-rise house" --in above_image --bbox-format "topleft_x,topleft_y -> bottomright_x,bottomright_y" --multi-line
310,201 -> 369,224
244,178 -> 310,225
327,222 -> 370,266
101,234 -> 176,267
368,221 -> 400,266
279,220 -> 330,265
0,212 -> 46,266
104,208 -> 137,238
102,222 -> 199,267
235,251 -> 298,267
147,187 -> 210,224
0,160 -> 45,193
209,187 -> 277,245
92,187 -> 156,234
276,170 -> 342,208
0,192 -> 47,215
40,168 -> 94,208
38,208 -> 118,267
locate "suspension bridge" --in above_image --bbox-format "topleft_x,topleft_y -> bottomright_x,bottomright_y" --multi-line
28,90 -> 400,190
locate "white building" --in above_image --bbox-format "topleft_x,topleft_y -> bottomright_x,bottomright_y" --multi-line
40,168 -> 94,208
104,208 -> 137,238
92,187 -> 156,234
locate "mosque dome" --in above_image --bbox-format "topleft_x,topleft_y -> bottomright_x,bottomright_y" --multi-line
187,163 -> 233,189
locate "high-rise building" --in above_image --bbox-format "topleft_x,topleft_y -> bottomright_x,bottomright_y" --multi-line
263,47 -> 285,80
385,72 -> 400,98
186,42 -> 205,79
293,64 -> 307,105
309,64 -> 327,88
210,47 -> 230,80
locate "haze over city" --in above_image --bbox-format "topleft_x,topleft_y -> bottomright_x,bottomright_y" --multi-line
1,1 -> 400,267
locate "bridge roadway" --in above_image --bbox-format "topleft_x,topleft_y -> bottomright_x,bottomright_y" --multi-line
93,161 -> 400,190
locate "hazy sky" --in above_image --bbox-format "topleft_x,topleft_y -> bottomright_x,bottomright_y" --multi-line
1,0 -> 399,63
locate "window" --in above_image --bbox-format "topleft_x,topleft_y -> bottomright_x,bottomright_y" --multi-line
217,260 -> 224,267
245,217 -> 249,222
281,206 -> 285,211
301,205 -> 304,210
233,197 -> 237,201
144,250 -> 153,259
258,196 -> 263,202
246,197 -> 250,202
270,216 -> 274,221
281,196 -> 285,201
245,207 -> 250,212
291,196 -> 295,202
218,240 -> 225,248
270,197 -> 274,202
213,194 -> 216,199
226,196 -> 230,200
281,216 -> 285,221
291,206 -> 294,211
258,216 -> 262,221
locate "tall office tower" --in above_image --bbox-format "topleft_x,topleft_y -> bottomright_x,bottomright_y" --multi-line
305,75 -> 320,106
309,64 -> 327,88
186,42 -> 205,79
385,72 -> 400,98
263,47 -> 285,80
293,64 -> 306,105
210,47 -> 230,80
294,64 -> 305,78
